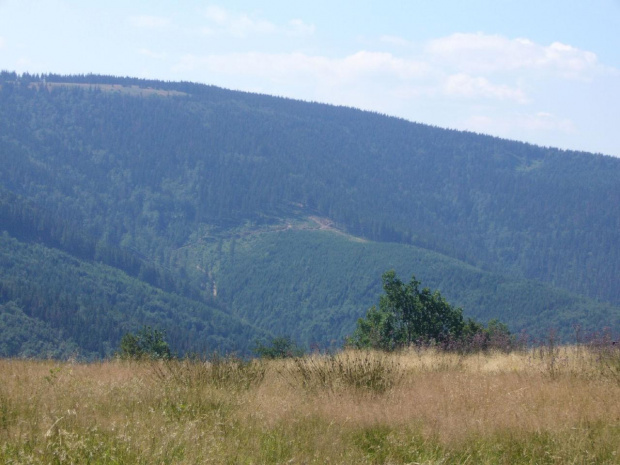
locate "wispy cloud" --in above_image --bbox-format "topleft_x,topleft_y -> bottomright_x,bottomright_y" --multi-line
338,51 -> 431,81
174,51 -> 430,86
129,15 -> 172,30
202,5 -> 274,37
201,5 -> 314,38
444,73 -> 528,103
427,33 -> 599,79
379,35 -> 412,47
170,30 -> 616,153
15,57 -> 34,71
288,19 -> 315,37
463,112 -> 576,138
137,48 -> 167,60
173,32 -> 608,105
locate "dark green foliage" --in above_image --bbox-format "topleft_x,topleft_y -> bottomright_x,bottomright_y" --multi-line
483,319 -> 514,349
1,72 -> 620,357
1,72 -> 619,306
0,233 -> 267,358
118,326 -> 171,359
349,271 -> 519,352
0,301 -> 79,358
216,230 -> 619,346
253,336 -> 305,359
350,271 -> 466,350
0,189 -> 195,300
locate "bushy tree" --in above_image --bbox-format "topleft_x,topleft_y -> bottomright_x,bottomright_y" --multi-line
118,326 -> 171,359
349,270 -> 466,350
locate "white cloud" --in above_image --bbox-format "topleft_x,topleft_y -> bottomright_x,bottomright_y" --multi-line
129,15 -> 172,30
15,57 -> 34,71
171,32 -> 613,111
521,112 -> 576,133
380,35 -> 412,47
173,51 -> 431,86
288,19 -> 315,37
203,5 -> 228,24
463,112 -> 576,138
137,48 -> 167,60
202,5 -> 276,37
444,73 -> 528,103
169,30 -> 617,154
339,51 -> 431,81
427,32 -> 599,79
201,5 -> 313,38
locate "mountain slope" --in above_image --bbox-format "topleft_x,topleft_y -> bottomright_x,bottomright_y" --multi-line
2,72 -> 618,304
1,71 -> 619,354
213,228 -> 620,345
0,230 -> 267,358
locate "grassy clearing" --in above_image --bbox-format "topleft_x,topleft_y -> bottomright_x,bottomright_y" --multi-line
28,81 -> 188,97
1,347 -> 620,463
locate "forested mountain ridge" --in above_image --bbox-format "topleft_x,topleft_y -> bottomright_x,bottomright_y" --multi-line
0,187 -> 274,358
1,71 -> 619,356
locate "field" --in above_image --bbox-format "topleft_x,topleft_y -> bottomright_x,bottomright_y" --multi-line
2,347 -> 620,464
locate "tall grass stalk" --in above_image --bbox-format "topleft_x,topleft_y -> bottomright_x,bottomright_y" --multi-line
1,348 -> 620,463
280,350 -> 403,395
149,353 -> 266,390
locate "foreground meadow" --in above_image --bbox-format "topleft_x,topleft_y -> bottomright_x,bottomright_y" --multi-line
1,347 -> 620,464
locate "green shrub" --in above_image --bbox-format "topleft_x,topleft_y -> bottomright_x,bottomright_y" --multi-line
118,326 -> 171,360
349,270 -> 466,350
253,336 -> 305,359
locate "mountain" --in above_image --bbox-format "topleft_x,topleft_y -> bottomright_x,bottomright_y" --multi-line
1,71 -> 619,356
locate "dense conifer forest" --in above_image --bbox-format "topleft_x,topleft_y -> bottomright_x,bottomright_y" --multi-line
1,71 -> 619,356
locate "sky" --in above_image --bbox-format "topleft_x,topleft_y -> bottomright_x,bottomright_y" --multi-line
1,0 -> 619,156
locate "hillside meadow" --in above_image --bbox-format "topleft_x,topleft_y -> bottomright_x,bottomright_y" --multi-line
2,347 -> 620,464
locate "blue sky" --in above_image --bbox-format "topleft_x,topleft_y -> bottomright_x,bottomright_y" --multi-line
1,0 -> 619,156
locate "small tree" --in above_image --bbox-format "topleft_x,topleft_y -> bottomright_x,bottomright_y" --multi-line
253,336 -> 305,359
349,270 -> 465,350
118,326 -> 172,360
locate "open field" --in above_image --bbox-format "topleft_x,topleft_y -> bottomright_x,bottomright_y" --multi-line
2,347 -> 620,464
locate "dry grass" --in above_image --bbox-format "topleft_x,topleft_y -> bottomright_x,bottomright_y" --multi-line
2,347 -> 620,463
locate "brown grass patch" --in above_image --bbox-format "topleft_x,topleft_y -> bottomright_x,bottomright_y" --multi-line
2,348 -> 620,463
28,81 -> 188,97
